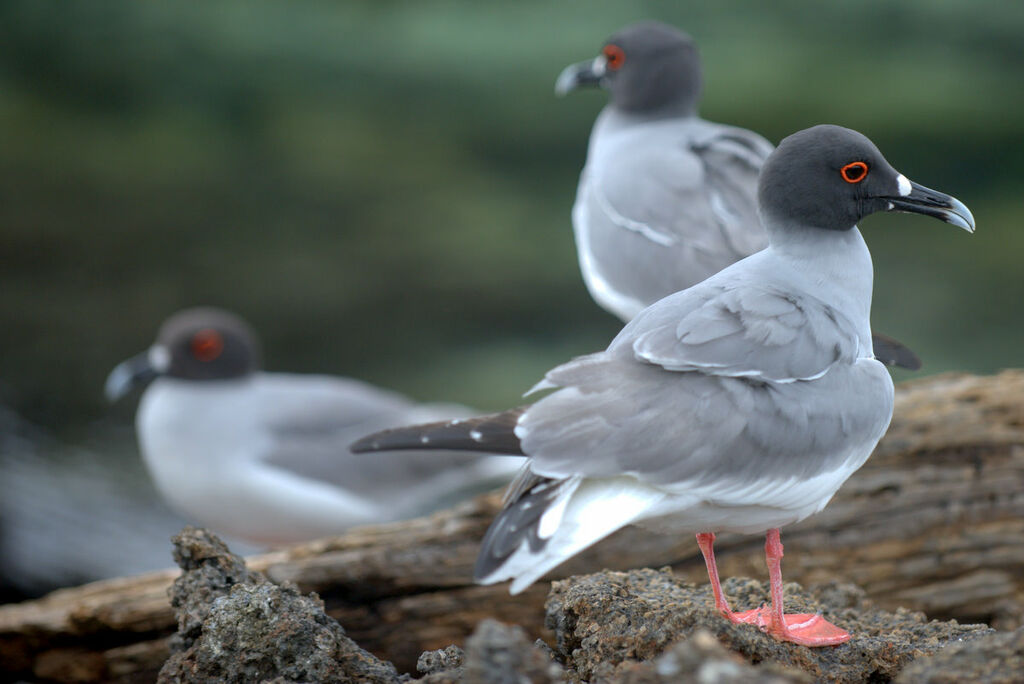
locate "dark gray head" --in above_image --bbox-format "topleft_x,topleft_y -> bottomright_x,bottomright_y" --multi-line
555,21 -> 702,116
105,307 -> 262,401
758,124 -> 976,235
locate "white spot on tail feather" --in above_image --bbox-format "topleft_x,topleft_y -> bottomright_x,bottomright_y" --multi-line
469,430 -> 483,442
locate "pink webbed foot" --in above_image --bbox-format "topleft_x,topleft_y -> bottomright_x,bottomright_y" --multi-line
697,529 -> 850,647
725,606 -> 851,647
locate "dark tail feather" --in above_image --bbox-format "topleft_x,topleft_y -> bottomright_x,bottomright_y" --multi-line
350,407 -> 527,456
871,332 -> 922,371
473,475 -> 563,581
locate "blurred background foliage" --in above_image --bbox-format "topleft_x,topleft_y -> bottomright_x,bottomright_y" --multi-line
0,0 -> 1020,432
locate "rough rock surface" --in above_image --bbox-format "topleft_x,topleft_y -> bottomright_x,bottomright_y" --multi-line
545,567 -> 993,683
152,529 -> 1015,684
164,526 -> 265,652
412,619 -> 564,684
417,644 -> 465,678
608,629 -> 811,683
895,625 -> 1024,684
158,527 -> 400,683
461,619 -> 565,684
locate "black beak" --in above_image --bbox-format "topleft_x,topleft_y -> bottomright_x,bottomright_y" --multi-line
104,349 -> 162,402
555,57 -> 606,96
882,178 -> 975,233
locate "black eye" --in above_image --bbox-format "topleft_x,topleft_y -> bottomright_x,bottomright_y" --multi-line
191,329 -> 224,362
602,44 -> 625,70
840,161 -> 868,184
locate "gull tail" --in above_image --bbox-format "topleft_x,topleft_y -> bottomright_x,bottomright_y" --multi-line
475,475 -> 667,594
350,407 -> 527,456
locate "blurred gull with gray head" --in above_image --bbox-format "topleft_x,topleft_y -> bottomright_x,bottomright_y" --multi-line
105,307 -> 521,546
557,20 -> 920,370
353,125 -> 974,646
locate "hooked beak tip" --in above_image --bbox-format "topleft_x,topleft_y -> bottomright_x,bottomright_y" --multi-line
884,179 -> 976,235
554,58 -> 605,97
104,347 -> 165,403
948,196 -> 976,233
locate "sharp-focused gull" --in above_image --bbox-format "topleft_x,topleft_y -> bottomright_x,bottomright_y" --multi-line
105,307 -> 521,546
557,21 -> 920,371
353,125 -> 974,646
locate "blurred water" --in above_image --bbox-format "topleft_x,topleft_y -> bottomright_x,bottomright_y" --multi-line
0,404 -> 260,600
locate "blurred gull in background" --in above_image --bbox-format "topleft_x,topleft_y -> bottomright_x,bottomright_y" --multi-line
105,307 -> 521,546
557,21 -> 920,370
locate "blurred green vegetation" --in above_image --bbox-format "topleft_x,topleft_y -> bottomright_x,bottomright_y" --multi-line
0,0 -> 1020,429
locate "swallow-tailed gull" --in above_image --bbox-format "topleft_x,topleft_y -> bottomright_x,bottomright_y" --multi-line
353,125 -> 974,645
557,21 -> 920,370
105,307 -> 520,546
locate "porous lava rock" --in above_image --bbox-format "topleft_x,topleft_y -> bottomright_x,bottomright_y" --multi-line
544,567 -> 992,683
158,527 -> 400,683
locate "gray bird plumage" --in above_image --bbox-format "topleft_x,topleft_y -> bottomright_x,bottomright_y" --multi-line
558,21 -> 920,370
353,125 -> 974,597
106,308 -> 521,545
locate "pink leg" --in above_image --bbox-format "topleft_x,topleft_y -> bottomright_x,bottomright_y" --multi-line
698,529 -> 851,646
696,533 -> 736,618
760,529 -> 851,646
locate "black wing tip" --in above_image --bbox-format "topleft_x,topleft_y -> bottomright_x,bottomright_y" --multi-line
349,409 -> 528,455
348,424 -> 434,453
895,354 -> 923,371
871,333 -> 923,371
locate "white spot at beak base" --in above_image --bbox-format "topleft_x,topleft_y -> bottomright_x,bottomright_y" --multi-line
148,345 -> 171,373
896,174 -> 912,197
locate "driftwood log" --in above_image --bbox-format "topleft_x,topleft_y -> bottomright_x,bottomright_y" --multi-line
1,370 -> 1022,682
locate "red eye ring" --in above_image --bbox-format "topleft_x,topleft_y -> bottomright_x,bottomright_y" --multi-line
841,161 -> 868,184
191,329 -> 224,362
602,44 -> 625,70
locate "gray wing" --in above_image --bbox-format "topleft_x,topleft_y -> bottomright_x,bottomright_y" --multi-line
517,279 -> 888,491
257,376 -> 504,507
621,278 -> 861,383
575,120 -> 772,316
519,357 -> 892,497
690,124 -> 774,257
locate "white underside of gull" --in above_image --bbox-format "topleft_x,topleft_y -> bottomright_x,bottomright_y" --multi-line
482,423 -> 877,594
137,378 -> 386,544
137,375 -> 521,545
573,189 -> 649,321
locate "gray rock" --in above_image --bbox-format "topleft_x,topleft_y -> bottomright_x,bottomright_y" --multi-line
166,526 -> 264,649
462,619 -> 565,684
895,625 -> 1024,684
544,567 -> 993,683
410,619 -> 566,684
418,645 -> 465,675
609,629 -> 810,683
159,526 -> 400,683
